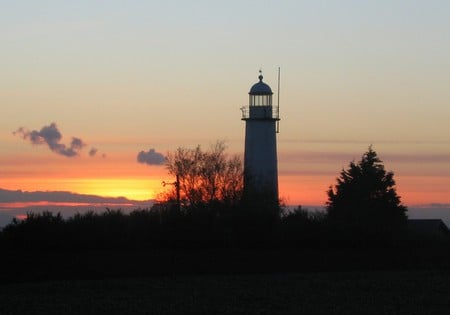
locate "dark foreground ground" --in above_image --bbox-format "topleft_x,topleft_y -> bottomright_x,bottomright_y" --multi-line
1,270 -> 450,315
1,248 -> 450,314
0,246 -> 450,315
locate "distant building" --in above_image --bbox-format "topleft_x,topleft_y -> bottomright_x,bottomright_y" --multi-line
241,71 -> 280,205
407,219 -> 450,242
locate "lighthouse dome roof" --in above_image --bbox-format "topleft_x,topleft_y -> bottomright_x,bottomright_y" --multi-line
249,74 -> 273,95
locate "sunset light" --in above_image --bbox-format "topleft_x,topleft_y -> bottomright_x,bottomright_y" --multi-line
2,3 -> 450,311
0,1 -> 449,224
67,178 -> 162,201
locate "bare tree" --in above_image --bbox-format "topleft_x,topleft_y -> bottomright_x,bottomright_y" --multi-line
164,141 -> 243,207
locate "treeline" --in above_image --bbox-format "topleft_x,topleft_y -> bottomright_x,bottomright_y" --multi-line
0,204 -> 445,252
0,203 -> 282,251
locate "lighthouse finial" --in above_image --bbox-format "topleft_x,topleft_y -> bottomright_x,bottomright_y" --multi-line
258,69 -> 263,82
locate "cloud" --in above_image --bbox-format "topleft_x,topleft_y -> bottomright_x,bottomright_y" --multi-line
14,123 -> 87,157
89,147 -> 107,158
137,148 -> 165,165
0,188 -> 151,204
280,150 -> 450,166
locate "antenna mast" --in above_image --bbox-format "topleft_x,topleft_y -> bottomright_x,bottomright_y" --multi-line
276,67 -> 281,133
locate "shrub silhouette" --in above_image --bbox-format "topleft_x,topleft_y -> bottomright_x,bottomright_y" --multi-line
277,206 -> 328,248
1,211 -> 66,250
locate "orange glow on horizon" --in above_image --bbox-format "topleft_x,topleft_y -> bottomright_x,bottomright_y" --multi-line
1,154 -> 170,201
1,177 -> 166,201
278,174 -> 450,207
71,178 -> 164,201
15,214 -> 27,220
2,160 -> 449,206
2,174 -> 449,207
279,175 -> 329,207
395,175 -> 450,206
0,201 -> 136,209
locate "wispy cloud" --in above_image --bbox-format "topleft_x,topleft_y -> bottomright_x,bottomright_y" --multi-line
382,153 -> 450,164
280,150 -> 450,165
137,148 -> 165,166
278,149 -> 450,178
281,138 -> 450,145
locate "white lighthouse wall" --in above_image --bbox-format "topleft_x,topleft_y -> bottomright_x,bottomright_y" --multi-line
244,118 -> 278,200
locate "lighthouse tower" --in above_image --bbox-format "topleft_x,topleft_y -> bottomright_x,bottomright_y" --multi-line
242,71 -> 280,205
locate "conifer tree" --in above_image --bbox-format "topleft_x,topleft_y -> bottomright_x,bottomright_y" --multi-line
326,146 -> 407,234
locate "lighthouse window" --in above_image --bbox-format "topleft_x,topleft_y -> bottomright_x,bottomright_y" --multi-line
250,95 -> 272,106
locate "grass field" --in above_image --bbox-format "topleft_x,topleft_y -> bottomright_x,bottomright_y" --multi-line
1,270 -> 449,315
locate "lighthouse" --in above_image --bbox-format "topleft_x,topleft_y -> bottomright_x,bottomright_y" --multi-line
241,71 -> 280,205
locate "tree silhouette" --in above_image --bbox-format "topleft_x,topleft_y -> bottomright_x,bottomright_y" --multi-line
164,141 -> 243,207
326,146 -> 407,237
1,211 -> 66,250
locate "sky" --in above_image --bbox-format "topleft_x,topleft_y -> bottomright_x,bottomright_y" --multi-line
1,0 -> 450,210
